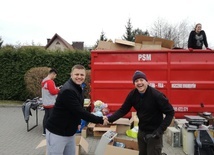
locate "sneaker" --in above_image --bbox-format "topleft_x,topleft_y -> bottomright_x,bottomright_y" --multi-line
42,133 -> 46,136
40,107 -> 45,111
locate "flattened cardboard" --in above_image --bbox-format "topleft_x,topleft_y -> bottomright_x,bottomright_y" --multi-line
104,137 -> 139,155
96,40 -> 135,51
96,41 -> 112,50
110,42 -> 134,50
115,39 -> 135,46
133,43 -> 142,50
135,35 -> 174,49
141,41 -> 162,49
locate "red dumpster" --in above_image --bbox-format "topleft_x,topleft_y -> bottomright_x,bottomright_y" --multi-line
90,49 -> 214,118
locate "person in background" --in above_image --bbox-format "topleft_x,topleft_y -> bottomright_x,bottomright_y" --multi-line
46,64 -> 108,155
41,68 -> 60,136
188,23 -> 211,50
107,70 -> 174,155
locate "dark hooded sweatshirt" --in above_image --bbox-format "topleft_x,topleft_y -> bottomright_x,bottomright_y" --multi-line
108,86 -> 174,134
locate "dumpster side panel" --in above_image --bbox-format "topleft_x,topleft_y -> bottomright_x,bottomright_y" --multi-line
91,50 -> 214,118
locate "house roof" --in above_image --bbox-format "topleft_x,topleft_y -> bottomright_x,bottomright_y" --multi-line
45,33 -> 74,50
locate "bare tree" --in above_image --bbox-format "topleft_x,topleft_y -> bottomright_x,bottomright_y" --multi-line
174,20 -> 190,48
150,18 -> 191,48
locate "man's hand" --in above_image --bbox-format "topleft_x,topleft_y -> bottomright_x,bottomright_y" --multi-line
103,116 -> 109,125
206,47 -> 212,50
188,48 -> 193,52
152,129 -> 162,139
78,125 -> 81,131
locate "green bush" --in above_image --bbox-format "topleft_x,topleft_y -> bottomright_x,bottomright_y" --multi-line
0,46 -> 90,100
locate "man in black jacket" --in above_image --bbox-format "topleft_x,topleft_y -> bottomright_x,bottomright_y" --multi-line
108,70 -> 174,155
46,64 -> 108,155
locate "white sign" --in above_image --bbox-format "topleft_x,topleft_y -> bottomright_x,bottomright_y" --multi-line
174,107 -> 188,112
138,54 -> 152,61
157,83 -> 164,88
149,83 -> 165,88
171,83 -> 196,89
149,83 -> 155,88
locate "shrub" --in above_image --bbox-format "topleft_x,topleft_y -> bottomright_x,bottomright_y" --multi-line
24,67 -> 50,98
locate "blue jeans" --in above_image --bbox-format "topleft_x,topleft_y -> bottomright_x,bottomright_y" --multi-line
46,129 -> 76,155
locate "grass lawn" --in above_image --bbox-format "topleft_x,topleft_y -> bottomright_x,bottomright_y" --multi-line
0,100 -> 23,105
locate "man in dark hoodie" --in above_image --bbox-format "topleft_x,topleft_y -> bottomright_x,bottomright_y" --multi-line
46,64 -> 108,155
108,70 -> 174,155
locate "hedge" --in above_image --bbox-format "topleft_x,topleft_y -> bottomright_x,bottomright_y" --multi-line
0,46 -> 90,100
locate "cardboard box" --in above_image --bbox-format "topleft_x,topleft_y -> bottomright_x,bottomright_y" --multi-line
104,137 -> 139,155
113,118 -> 132,134
81,127 -> 87,138
75,136 -> 89,155
88,123 -> 117,136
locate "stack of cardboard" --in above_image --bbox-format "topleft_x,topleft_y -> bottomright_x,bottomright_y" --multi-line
96,35 -> 174,50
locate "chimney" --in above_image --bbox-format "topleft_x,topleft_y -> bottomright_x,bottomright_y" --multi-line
72,42 -> 84,50
47,38 -> 51,44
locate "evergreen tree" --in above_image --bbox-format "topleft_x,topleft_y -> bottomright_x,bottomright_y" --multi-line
100,31 -> 107,41
0,37 -> 3,48
93,31 -> 108,49
132,28 -> 150,41
123,18 -> 134,41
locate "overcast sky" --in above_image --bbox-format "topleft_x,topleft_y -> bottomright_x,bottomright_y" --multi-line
1,0 -> 214,48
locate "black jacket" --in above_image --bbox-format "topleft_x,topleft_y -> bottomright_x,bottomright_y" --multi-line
46,79 -> 103,136
188,30 -> 208,49
108,86 -> 174,134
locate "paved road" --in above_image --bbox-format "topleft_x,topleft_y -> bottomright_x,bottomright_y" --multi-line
0,106 -> 186,155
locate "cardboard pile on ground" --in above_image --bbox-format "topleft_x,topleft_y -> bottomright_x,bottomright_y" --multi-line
95,35 -> 174,50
